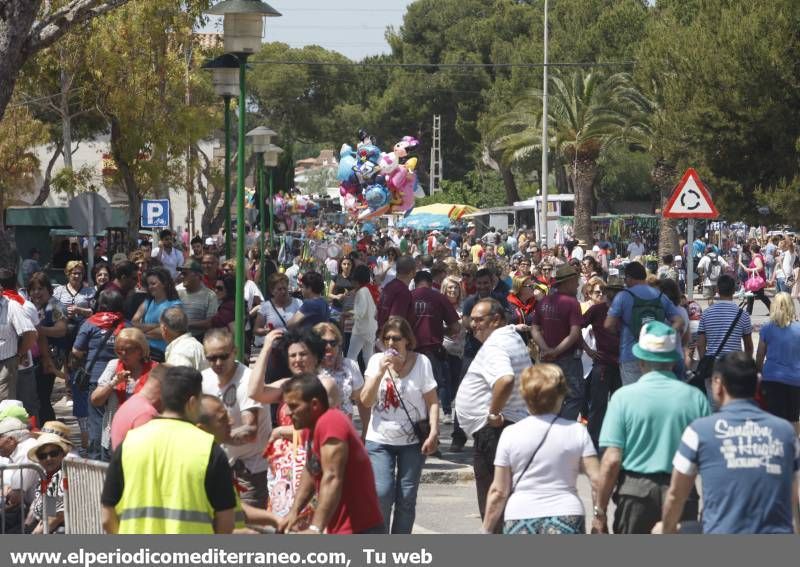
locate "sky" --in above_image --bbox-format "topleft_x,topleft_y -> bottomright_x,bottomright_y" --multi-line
204,0 -> 417,61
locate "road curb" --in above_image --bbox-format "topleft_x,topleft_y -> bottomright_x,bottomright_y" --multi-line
420,467 -> 474,484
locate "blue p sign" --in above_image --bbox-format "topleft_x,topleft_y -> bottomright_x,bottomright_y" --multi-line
141,199 -> 170,228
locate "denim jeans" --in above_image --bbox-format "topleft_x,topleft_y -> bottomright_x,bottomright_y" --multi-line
553,355 -> 584,421
365,440 -> 426,534
586,363 -> 621,451
86,384 -> 106,461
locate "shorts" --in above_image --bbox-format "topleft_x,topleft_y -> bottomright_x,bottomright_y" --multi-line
503,515 -> 585,535
760,380 -> 800,422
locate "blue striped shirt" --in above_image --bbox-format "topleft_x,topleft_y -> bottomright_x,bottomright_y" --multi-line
696,301 -> 751,356
673,400 -> 800,533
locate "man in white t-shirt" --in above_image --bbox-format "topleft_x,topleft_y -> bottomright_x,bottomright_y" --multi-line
626,235 -> 646,259
151,229 -> 184,278
455,298 -> 530,522
202,329 -> 270,508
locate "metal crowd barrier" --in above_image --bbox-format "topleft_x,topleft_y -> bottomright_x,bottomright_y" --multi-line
62,458 -> 108,534
0,462 -> 48,535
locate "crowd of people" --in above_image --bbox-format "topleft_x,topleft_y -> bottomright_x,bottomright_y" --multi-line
0,223 -> 798,535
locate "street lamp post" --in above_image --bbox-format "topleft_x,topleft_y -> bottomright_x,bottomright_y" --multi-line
246,126 -> 275,294
263,143 -> 283,287
206,0 -> 282,362
202,54 -> 239,259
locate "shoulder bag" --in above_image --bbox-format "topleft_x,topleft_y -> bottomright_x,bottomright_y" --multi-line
694,308 -> 743,386
510,412 -> 560,494
73,327 -> 115,391
268,299 -> 288,328
387,366 -> 432,444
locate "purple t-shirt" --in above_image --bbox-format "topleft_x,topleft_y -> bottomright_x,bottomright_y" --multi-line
532,292 -> 582,351
411,287 -> 459,352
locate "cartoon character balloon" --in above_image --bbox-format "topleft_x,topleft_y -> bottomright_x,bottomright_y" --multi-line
338,129 -> 421,221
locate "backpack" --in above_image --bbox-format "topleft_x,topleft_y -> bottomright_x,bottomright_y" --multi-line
623,289 -> 666,339
707,256 -> 722,283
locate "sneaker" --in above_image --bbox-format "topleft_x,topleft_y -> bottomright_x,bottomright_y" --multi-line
442,413 -> 453,425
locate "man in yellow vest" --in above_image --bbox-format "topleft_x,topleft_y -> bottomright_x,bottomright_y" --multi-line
100,366 -> 236,534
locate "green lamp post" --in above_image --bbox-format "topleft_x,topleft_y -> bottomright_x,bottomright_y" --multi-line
201,53 -> 239,259
205,0 -> 282,362
246,126 -> 276,294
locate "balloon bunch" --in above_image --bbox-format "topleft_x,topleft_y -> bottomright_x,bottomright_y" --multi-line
271,191 -> 319,231
337,129 -> 421,222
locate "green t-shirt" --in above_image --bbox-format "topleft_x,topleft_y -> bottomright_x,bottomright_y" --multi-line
599,370 -> 710,474
399,237 -> 409,254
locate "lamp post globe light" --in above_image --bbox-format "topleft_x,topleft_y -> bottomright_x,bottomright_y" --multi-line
205,0 -> 281,361
245,128 -> 281,292
201,53 -> 239,259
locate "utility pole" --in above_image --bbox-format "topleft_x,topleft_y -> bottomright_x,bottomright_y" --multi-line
541,0 -> 550,248
429,114 -> 442,195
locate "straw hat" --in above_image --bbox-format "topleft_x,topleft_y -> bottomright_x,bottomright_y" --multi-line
38,421 -> 72,444
27,433 -> 72,463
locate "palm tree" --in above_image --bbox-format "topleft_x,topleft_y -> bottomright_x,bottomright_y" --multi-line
612,77 -> 680,257
487,69 -> 633,243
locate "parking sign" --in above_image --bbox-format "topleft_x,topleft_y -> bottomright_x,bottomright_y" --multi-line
141,199 -> 170,228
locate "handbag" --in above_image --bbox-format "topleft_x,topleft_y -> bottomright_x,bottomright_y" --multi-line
695,309 -> 743,385
510,412 -> 560,495
744,274 -> 765,292
387,368 -> 432,444
73,327 -> 115,391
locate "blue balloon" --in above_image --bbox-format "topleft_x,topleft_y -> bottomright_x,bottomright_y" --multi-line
364,183 -> 389,210
337,144 -> 358,182
362,222 -> 376,235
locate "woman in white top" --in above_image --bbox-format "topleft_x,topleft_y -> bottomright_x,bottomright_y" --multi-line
346,264 -> 378,364
361,317 -> 439,534
313,322 -> 370,437
254,273 -> 303,350
483,364 -> 601,535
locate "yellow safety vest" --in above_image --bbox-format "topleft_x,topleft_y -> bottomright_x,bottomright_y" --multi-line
116,418 -> 216,534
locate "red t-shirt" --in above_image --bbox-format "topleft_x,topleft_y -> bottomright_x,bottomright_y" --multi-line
532,291 -> 582,351
582,302 -> 620,365
309,409 -> 383,534
377,278 -> 415,330
110,393 -> 159,450
411,287 -> 459,353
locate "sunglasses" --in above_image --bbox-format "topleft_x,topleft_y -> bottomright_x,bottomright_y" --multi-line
322,339 -> 339,347
215,285 -> 225,292
206,352 -> 232,363
36,448 -> 63,460
383,334 -> 404,343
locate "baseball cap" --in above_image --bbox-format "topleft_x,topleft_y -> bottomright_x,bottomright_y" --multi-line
179,260 -> 203,274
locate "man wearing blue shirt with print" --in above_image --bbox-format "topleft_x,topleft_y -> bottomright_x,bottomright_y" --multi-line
655,352 -> 800,534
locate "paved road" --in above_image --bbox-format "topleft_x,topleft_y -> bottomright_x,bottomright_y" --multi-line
413,477 -> 601,534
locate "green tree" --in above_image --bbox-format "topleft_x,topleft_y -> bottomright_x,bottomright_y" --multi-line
0,101 -> 49,228
488,69 -> 635,242
0,0 -> 136,124
635,0 -> 800,224
85,0 -> 215,249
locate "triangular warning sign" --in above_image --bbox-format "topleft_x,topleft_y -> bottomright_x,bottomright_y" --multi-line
663,168 -> 719,219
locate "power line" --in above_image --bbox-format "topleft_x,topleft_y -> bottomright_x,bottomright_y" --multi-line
248,59 -> 636,69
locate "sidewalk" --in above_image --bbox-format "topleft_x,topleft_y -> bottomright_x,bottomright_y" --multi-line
421,420 -> 474,484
